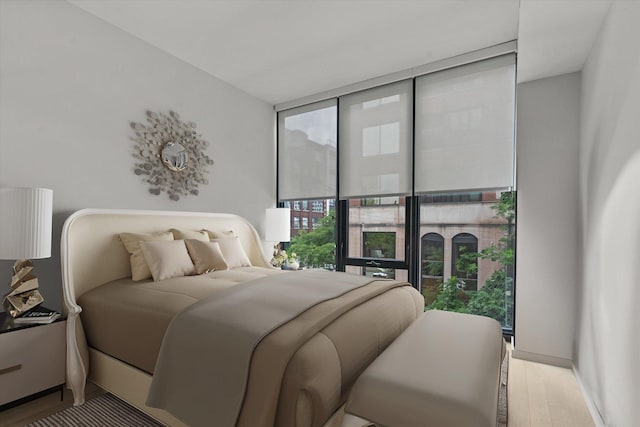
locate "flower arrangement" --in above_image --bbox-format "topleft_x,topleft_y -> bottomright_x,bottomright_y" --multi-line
271,245 -> 299,269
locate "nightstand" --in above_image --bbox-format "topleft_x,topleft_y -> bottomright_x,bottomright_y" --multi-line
0,310 -> 66,410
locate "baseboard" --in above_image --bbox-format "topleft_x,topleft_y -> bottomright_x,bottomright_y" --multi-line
511,349 -> 572,368
572,364 -> 606,427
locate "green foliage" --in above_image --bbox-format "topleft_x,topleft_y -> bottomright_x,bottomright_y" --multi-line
422,247 -> 444,276
427,277 -> 468,312
465,269 -> 511,323
455,246 -> 478,277
288,210 -> 336,268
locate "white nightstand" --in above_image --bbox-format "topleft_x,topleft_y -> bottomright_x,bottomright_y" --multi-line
0,310 -> 66,410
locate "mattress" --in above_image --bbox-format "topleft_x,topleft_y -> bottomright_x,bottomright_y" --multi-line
78,266 -> 286,373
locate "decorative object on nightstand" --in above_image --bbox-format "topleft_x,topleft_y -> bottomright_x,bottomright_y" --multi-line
0,187 -> 53,317
12,305 -> 60,324
265,208 -> 291,268
130,110 -> 214,201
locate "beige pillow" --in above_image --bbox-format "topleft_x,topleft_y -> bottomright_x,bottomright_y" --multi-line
204,229 -> 236,240
170,228 -> 210,241
185,239 -> 230,274
211,237 -> 252,269
139,240 -> 195,282
119,231 -> 174,281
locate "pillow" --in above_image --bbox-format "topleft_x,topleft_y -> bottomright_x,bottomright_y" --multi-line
139,240 -> 195,282
170,228 -> 210,241
211,237 -> 252,269
184,239 -> 230,274
119,231 -> 174,281
203,229 -> 236,240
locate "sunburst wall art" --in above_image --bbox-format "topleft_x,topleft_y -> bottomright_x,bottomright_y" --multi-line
130,110 -> 214,201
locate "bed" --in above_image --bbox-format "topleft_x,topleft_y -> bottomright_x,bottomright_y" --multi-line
61,208 -> 424,427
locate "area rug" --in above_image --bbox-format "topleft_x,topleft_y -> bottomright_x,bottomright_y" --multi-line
28,359 -> 509,426
26,393 -> 163,427
498,354 -> 509,426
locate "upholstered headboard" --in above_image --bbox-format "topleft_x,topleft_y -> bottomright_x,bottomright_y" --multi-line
60,208 -> 271,405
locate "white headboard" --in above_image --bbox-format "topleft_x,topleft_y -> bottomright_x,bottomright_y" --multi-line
60,208 -> 271,405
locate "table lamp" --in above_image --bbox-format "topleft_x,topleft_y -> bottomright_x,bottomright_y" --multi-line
0,188 -> 53,317
265,207 -> 291,267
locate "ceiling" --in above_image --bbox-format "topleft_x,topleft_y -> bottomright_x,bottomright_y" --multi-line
68,0 -> 612,106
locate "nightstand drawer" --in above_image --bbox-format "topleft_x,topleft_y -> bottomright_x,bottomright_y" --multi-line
0,320 -> 65,406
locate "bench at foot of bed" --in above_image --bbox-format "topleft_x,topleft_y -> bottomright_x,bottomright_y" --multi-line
343,310 -> 505,427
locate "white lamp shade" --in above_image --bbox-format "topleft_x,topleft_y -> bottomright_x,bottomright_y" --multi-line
0,187 -> 53,259
265,208 -> 291,242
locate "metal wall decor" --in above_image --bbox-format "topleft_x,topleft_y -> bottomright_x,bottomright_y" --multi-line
131,110 -> 214,201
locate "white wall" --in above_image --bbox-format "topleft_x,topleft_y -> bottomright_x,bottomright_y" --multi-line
577,1 -> 640,425
514,72 -> 581,365
0,0 -> 275,312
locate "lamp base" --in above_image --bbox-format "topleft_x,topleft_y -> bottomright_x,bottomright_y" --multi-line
2,260 -> 44,318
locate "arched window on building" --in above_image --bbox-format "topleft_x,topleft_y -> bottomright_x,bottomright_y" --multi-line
451,233 -> 478,291
421,233 -> 444,302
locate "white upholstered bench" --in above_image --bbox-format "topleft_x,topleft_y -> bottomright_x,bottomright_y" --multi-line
342,310 -> 506,427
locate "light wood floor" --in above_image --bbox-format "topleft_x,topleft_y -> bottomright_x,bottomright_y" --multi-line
1,347 -> 596,427
508,347 -> 596,427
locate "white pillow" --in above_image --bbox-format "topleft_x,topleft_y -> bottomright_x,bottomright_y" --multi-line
170,228 -> 210,241
211,237 -> 252,269
139,240 -> 195,282
204,229 -> 236,240
185,239 -> 230,274
119,231 -> 174,281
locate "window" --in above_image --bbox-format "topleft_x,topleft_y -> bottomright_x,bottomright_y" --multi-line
345,265 -> 407,282
312,201 -> 324,212
285,199 -> 336,268
347,197 -> 406,262
363,232 -> 396,259
360,196 -> 400,206
283,201 -> 291,209
277,53 -> 516,333
421,192 -> 482,204
420,191 -> 515,329
421,233 -> 444,304
451,233 -> 478,291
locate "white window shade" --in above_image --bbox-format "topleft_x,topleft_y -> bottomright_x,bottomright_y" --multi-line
278,99 -> 337,201
339,80 -> 413,199
415,54 -> 516,193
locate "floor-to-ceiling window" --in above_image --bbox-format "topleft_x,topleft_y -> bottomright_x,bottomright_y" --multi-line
277,51 -> 516,333
278,101 -> 337,269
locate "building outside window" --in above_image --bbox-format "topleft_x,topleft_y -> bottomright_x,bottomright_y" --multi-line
301,200 -> 309,211
293,201 -> 301,211
293,217 -> 300,229
302,217 -> 309,229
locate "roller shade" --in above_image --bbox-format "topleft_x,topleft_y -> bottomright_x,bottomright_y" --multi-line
415,54 -> 516,193
278,99 -> 337,201
339,80 -> 413,199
